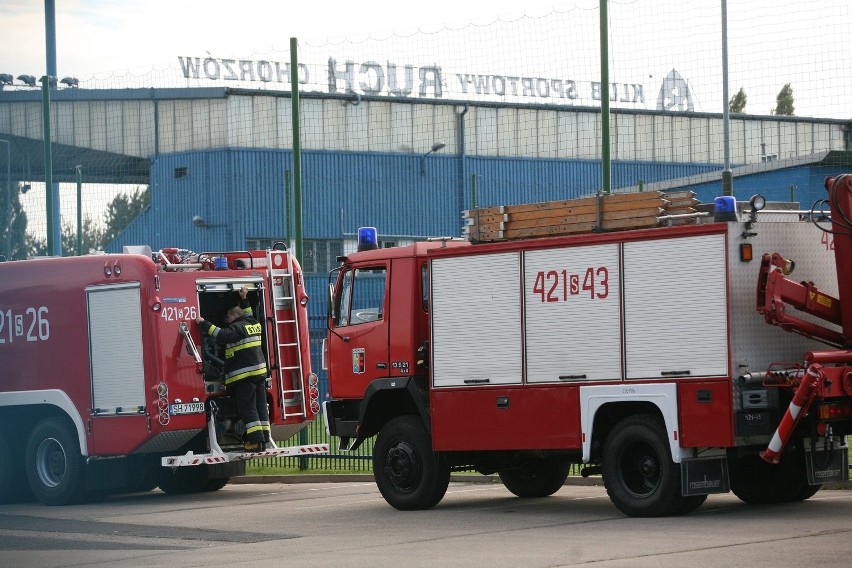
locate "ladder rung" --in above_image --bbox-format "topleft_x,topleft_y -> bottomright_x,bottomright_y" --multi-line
276,319 -> 296,324
278,342 -> 298,348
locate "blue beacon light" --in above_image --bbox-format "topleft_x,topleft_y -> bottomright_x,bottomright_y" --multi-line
357,227 -> 379,251
713,195 -> 737,222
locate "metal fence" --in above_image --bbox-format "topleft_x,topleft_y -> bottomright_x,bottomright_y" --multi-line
256,411 -> 376,472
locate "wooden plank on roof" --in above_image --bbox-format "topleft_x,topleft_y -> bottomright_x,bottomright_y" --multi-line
471,206 -> 665,232
462,191 -> 664,218
467,215 -> 661,241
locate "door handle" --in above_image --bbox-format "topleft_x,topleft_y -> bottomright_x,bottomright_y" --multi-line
376,362 -> 388,369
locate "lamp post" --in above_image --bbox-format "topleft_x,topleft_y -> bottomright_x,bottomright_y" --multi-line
420,141 -> 446,176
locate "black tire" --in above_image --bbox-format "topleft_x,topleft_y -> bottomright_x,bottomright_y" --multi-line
728,446 -> 818,505
498,459 -> 569,498
158,465 -> 228,495
202,477 -> 230,492
125,466 -> 160,493
25,417 -> 87,506
791,482 -> 821,502
372,415 -> 450,510
673,494 -> 708,515
602,414 -> 694,517
0,430 -> 34,504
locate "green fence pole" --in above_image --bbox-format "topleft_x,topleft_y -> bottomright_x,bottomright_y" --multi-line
289,37 -> 309,470
75,165 -> 82,255
600,0 -> 611,195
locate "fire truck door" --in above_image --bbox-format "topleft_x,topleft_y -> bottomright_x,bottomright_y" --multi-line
85,283 -> 148,454
327,264 -> 390,399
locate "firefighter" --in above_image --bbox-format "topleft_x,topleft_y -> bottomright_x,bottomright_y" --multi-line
196,286 -> 271,452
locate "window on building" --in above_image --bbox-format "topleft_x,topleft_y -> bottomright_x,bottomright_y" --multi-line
245,238 -> 343,274
303,239 -> 343,273
246,237 -> 288,251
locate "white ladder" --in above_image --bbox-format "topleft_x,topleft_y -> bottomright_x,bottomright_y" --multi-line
267,249 -> 307,419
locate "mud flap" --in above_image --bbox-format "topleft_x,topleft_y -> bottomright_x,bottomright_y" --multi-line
681,457 -> 730,496
805,446 -> 849,485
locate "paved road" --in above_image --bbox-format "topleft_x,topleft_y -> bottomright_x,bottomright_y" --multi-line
1,479 -> 851,568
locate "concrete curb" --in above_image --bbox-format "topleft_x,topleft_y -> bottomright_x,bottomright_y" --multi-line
231,473 -> 849,489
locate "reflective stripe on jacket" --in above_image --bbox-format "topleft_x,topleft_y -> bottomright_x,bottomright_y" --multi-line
200,308 -> 267,385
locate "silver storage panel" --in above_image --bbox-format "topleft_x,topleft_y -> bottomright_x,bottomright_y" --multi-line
623,234 -> 729,379
726,222 -> 840,409
431,253 -> 522,387
524,244 -> 622,382
86,283 -> 146,413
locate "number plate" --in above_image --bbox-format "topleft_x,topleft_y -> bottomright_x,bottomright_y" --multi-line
169,402 -> 205,415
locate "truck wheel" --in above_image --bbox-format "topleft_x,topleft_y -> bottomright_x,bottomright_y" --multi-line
602,414 -> 689,517
25,417 -> 87,506
373,415 -> 450,510
728,448 -> 817,504
125,466 -> 159,493
202,477 -> 230,492
498,459 -> 569,498
791,482 -> 821,502
0,431 -> 34,504
158,465 -> 227,494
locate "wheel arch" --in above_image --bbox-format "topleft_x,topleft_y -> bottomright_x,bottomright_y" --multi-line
357,377 -> 430,441
0,390 -> 88,455
580,383 -> 683,464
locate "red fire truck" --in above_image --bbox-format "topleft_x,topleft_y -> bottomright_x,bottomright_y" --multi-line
0,245 -> 324,506
324,179 -> 852,517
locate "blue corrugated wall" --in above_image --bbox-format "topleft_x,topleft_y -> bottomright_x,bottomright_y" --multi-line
684,165 -> 839,209
112,148 -> 724,251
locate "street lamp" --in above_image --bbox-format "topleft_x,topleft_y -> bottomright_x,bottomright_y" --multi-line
420,141 -> 446,176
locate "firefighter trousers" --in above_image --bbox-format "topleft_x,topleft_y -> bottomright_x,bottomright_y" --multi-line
233,376 -> 270,443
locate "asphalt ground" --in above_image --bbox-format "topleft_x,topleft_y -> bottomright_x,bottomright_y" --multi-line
2,476 -> 852,568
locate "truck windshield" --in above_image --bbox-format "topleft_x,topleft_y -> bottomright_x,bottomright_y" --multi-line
334,266 -> 386,327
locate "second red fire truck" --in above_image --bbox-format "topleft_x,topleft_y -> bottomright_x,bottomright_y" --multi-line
324,178 -> 852,517
0,245 -> 324,506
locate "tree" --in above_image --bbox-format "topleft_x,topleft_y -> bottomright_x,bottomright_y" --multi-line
729,88 -> 747,113
26,233 -> 47,257
62,217 -> 104,255
26,217 -> 103,257
772,83 -> 795,116
101,186 -> 151,246
25,185 -> 151,258
1,182 -> 30,261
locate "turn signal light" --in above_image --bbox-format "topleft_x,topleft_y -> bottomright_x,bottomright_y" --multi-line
817,400 -> 852,420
